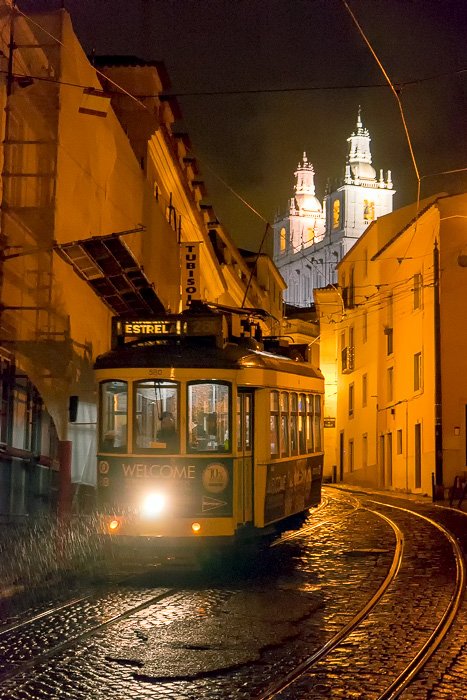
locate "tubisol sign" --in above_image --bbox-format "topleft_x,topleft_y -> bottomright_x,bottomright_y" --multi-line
180,242 -> 201,308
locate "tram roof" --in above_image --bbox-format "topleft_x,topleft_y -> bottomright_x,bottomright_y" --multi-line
94,340 -> 324,380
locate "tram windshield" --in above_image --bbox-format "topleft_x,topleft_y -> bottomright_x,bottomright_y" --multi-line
188,382 -> 230,452
134,380 -> 179,451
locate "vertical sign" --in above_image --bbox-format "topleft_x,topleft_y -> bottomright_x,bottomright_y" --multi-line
180,242 -> 201,308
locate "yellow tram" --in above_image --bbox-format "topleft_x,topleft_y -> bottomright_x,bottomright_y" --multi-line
94,305 -> 324,554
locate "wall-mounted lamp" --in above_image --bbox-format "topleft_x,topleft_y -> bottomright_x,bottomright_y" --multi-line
454,426 -> 460,436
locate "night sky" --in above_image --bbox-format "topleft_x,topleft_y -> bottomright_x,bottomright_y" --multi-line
18,0 -> 467,252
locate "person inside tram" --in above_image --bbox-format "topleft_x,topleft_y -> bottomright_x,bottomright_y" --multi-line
156,411 -> 178,449
102,421 -> 127,451
190,415 -> 207,449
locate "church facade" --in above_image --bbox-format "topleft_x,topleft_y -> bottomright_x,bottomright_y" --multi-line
273,110 -> 395,306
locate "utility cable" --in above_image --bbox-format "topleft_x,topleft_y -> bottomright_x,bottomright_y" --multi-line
341,0 -> 421,268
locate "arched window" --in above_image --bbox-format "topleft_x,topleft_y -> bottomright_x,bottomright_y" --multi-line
304,226 -> 315,245
333,200 -> 340,229
363,200 -> 375,222
280,227 -> 287,252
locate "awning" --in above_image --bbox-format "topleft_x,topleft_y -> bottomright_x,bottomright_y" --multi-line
55,228 -> 165,315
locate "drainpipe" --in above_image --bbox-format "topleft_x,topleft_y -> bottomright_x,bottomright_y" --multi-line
405,399 -> 409,492
433,239 -> 443,493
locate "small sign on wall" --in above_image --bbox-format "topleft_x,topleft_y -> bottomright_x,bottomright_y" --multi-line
324,417 -> 336,428
180,242 -> 201,308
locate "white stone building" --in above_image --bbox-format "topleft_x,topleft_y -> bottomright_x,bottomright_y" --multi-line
273,109 -> 395,306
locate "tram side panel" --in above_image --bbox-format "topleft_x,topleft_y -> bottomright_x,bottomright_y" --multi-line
253,386 -> 324,530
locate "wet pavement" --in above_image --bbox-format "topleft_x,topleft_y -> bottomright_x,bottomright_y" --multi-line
0,488 -> 466,699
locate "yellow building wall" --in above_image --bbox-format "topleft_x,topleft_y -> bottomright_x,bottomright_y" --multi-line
438,194 -> 467,487
0,5 -> 286,499
327,197 -> 463,496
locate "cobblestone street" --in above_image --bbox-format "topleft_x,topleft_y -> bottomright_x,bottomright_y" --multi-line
0,487 -> 466,699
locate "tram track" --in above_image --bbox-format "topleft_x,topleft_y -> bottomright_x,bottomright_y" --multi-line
258,494 -> 465,700
274,491 -> 361,547
1,493 -> 463,699
0,586 -> 177,684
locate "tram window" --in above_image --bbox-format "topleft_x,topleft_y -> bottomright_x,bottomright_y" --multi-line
188,382 -> 230,452
244,394 -> 252,450
100,381 -> 128,452
290,393 -> 298,455
298,393 -> 306,454
270,390 -> 279,457
134,381 -> 178,451
236,394 -> 242,451
314,395 -> 322,452
280,392 -> 289,457
306,394 -> 314,453
237,393 -> 253,452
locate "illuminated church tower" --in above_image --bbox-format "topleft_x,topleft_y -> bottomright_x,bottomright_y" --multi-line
273,109 -> 395,306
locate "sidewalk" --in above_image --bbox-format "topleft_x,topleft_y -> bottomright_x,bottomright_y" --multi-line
325,482 -> 467,514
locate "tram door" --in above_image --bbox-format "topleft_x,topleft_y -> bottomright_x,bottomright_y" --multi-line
237,390 -> 254,524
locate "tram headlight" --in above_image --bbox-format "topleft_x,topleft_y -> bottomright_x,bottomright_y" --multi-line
108,518 -> 120,532
140,492 -> 166,517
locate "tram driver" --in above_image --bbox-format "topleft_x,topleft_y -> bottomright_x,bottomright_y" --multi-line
155,411 -> 178,450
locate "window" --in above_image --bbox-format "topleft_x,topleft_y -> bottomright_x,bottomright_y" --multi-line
397,429 -> 403,455
298,393 -> 306,453
290,393 -> 298,455
386,327 -> 394,355
280,392 -> 289,457
349,383 -> 354,417
11,379 -> 29,450
135,380 -> 178,452
270,391 -> 279,457
314,395 -> 322,452
362,433 -> 368,469
305,226 -> 315,244
414,352 -> 422,391
306,395 -> 314,453
363,200 -> 375,222
387,367 -> 394,403
244,393 -> 252,450
413,273 -> 422,310
100,381 -> 128,452
333,199 -> 340,229
362,310 -> 368,344
280,227 -> 287,253
188,382 -> 230,453
362,373 -> 368,408
237,392 -> 252,453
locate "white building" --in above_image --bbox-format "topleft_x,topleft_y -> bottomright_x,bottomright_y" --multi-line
273,109 -> 395,306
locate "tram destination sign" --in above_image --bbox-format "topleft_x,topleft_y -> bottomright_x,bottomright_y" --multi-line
112,315 -> 225,344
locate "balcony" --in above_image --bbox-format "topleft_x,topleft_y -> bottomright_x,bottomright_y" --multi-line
342,346 -> 355,373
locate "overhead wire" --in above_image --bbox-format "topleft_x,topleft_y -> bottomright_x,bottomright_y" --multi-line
11,4 -> 467,245
340,0 -> 422,270
14,5 -> 151,113
14,2 -> 276,256
12,1 -> 466,323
